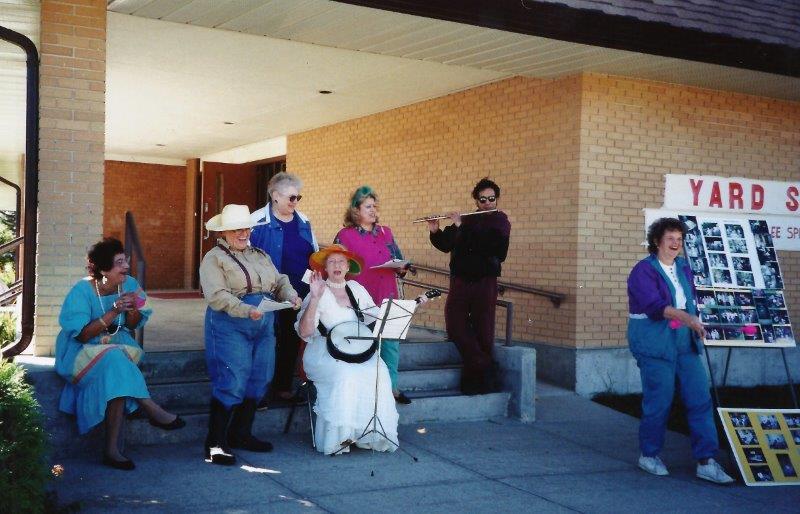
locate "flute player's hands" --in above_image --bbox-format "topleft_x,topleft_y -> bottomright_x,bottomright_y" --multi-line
448,211 -> 462,227
426,218 -> 440,233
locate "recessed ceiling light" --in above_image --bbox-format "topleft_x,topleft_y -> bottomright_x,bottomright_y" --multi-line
156,144 -> 165,147
223,121 -> 235,125
318,90 -> 333,95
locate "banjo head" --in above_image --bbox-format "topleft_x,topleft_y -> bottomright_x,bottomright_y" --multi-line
327,321 -> 376,362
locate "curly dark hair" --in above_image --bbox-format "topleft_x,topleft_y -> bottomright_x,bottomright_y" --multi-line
471,177 -> 500,199
87,237 -> 124,279
646,218 -> 686,254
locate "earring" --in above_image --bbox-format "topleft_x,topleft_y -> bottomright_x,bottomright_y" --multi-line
101,275 -> 108,285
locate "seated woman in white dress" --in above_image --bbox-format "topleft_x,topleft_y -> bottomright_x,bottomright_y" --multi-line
296,245 -> 399,455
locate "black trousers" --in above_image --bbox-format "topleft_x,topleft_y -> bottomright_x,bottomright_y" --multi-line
271,308 -> 301,393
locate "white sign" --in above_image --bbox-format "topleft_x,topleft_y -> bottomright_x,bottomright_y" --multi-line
664,174 -> 800,216
646,208 -> 800,251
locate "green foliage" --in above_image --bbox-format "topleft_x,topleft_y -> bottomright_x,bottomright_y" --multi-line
0,210 -> 17,279
0,359 -> 49,514
0,313 -> 15,346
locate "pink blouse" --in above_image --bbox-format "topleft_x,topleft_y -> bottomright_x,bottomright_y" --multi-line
334,225 -> 403,305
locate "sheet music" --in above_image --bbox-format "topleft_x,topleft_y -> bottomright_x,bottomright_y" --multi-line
256,297 -> 294,313
372,299 -> 417,339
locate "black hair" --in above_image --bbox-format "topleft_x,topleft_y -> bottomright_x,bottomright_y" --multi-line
471,177 -> 500,200
87,237 -> 124,279
646,218 -> 686,254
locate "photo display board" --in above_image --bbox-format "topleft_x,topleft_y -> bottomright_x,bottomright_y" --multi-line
679,215 -> 795,348
719,408 -> 800,486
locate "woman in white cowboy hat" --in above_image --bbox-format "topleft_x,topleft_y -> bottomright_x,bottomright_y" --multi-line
199,204 -> 302,465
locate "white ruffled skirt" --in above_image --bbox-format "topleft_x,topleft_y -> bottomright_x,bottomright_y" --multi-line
303,338 -> 399,455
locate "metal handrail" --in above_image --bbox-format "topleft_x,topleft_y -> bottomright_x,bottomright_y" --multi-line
402,277 -> 514,347
124,212 -> 147,346
0,281 -> 23,307
409,262 -> 565,307
0,24 -> 39,359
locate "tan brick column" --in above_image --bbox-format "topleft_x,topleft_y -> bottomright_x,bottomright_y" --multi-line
35,0 -> 106,356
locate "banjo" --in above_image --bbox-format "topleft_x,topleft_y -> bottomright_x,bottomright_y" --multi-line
325,289 -> 442,363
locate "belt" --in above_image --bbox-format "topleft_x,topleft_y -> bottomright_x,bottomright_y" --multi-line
628,313 -> 648,319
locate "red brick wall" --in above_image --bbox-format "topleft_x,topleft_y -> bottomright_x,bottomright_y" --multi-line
103,160 -> 187,289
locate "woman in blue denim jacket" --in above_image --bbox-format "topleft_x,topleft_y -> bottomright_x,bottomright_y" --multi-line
627,217 -> 733,484
250,172 -> 318,404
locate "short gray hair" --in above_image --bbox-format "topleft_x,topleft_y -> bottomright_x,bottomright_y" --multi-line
267,172 -> 303,196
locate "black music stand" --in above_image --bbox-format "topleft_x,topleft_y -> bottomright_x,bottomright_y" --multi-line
332,298 -> 419,466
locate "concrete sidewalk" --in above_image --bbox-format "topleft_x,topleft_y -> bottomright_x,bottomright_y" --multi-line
49,383 -> 800,513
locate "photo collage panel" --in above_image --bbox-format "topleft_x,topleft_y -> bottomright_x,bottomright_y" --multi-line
680,215 -> 795,348
720,408 -> 800,486
696,288 -> 795,347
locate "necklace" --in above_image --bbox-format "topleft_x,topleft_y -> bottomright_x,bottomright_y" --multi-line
95,280 -> 123,336
326,280 -> 347,289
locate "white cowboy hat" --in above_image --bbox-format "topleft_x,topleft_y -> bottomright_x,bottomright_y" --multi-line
205,204 -> 265,232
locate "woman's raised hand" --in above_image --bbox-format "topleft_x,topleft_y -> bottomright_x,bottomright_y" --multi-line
309,271 -> 326,299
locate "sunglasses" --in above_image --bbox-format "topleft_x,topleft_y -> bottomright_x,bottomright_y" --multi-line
284,194 -> 302,202
478,196 -> 496,203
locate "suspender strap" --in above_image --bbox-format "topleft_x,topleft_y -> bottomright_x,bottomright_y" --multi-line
216,244 -> 252,294
317,283 -> 365,337
344,284 -> 365,322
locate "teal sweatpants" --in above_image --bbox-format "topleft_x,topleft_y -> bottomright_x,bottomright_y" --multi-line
380,339 -> 400,391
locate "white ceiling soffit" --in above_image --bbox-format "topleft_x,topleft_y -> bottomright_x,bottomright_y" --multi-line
0,0 -> 39,159
106,12 -> 506,160
108,0 -> 800,102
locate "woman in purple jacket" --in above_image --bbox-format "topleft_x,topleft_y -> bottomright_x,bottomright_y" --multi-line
627,217 -> 733,484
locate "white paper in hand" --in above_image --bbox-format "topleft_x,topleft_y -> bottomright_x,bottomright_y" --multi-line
370,259 -> 409,270
257,297 -> 293,313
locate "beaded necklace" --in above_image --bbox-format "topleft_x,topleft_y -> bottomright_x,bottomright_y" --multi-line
326,280 -> 347,289
95,279 -> 123,336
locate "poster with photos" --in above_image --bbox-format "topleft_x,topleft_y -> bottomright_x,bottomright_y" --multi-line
719,408 -> 800,486
680,215 -> 795,348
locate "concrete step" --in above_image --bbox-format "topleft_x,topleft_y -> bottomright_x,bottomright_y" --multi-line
140,341 -> 462,384
123,390 -> 510,447
147,365 -> 462,412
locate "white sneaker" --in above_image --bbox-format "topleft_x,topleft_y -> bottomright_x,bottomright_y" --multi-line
696,458 -> 735,484
638,455 -> 669,476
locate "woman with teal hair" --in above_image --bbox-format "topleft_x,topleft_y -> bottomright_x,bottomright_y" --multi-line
334,185 -> 411,404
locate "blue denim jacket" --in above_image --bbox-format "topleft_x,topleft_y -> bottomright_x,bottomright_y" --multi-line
249,205 -> 318,272
627,254 -> 701,360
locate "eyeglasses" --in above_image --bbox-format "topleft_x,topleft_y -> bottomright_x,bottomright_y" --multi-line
113,256 -> 131,267
281,193 -> 302,202
478,196 -> 496,203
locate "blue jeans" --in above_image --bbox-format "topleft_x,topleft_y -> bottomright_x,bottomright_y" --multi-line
635,329 -> 718,460
204,293 -> 276,408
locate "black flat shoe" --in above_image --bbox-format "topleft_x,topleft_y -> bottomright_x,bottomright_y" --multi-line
149,415 -> 186,431
394,392 -> 412,405
103,454 -> 135,471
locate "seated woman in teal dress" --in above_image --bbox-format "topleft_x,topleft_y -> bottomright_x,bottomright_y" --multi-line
55,237 -> 185,471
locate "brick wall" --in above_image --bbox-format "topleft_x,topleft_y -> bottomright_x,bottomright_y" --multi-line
287,73 -> 800,351
576,73 -> 800,349
288,76 -> 582,345
36,0 -> 106,356
103,160 -> 187,290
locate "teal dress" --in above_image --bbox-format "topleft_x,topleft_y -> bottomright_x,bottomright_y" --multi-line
55,275 -> 152,434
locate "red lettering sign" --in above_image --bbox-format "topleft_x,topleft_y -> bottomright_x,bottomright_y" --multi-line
709,182 -> 723,208
729,182 -> 743,209
787,186 -> 799,212
690,179 -> 703,206
751,184 -> 764,210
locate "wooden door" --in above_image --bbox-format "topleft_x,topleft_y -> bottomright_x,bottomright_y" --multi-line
199,162 -> 258,259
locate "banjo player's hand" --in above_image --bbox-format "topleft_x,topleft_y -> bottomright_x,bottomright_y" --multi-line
309,272 -> 326,299
291,297 -> 302,310
249,307 -> 263,321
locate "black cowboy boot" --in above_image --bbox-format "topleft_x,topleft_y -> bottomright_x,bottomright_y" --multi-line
228,398 -> 273,452
204,398 -> 236,465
